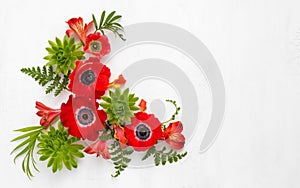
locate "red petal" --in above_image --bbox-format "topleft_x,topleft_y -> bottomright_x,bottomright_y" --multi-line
164,121 -> 183,138
99,141 -> 111,159
66,29 -> 74,37
113,74 -> 126,86
166,133 -> 185,150
114,125 -> 127,149
35,101 -> 53,111
135,112 -> 151,121
85,21 -> 94,32
84,145 -> 96,155
36,111 -> 44,117
84,140 -> 111,159
138,99 -> 147,112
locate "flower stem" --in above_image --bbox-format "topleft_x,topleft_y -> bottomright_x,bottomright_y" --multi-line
161,100 -> 181,130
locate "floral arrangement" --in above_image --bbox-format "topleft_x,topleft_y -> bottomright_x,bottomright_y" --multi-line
11,11 -> 187,178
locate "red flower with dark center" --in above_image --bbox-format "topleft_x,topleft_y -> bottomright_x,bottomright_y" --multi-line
66,17 -> 93,44
84,32 -> 110,58
124,112 -> 163,151
68,57 -> 111,99
36,101 -> 61,129
84,139 -> 110,159
60,95 -> 107,141
163,121 -> 185,150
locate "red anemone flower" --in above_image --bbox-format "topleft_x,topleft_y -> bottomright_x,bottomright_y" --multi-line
84,32 -> 110,58
124,112 -> 163,151
68,57 -> 111,99
84,139 -> 110,159
35,101 -> 61,129
163,121 -> 185,150
60,95 -> 107,141
66,17 -> 93,44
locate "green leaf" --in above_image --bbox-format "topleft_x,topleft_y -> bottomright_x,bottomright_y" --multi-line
100,11 -> 106,27
48,40 -> 57,48
101,96 -> 111,103
129,106 -> 140,111
11,125 -> 43,179
104,11 -> 116,25
99,134 -> 112,141
100,102 -> 110,109
55,37 -> 62,47
94,11 -> 125,40
46,47 -> 55,53
10,139 -> 31,155
109,15 -> 122,24
92,14 -> 98,29
13,126 -> 43,132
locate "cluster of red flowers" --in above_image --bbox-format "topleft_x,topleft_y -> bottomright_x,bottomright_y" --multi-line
35,17 -> 185,160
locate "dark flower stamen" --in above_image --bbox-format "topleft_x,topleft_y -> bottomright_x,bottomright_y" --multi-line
90,41 -> 102,52
135,123 -> 151,140
80,70 -> 96,86
77,107 -> 95,126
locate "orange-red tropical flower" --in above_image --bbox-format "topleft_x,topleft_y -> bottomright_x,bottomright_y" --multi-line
66,17 -> 93,44
35,101 -> 61,129
84,139 -> 110,159
163,121 -> 185,150
114,124 -> 127,149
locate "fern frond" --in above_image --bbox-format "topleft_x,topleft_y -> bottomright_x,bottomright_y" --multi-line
142,146 -> 187,166
109,141 -> 133,177
21,66 -> 69,96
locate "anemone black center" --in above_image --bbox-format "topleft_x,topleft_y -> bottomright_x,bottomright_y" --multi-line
80,70 -> 96,85
90,41 -> 102,52
77,107 -> 94,126
135,124 -> 151,140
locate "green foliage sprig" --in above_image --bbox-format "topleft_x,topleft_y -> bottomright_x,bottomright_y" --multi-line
109,141 -> 134,177
92,11 -> 125,41
11,126 -> 45,179
37,122 -> 85,173
21,66 -> 69,96
142,146 -> 187,166
161,99 -> 181,129
100,88 -> 139,125
44,35 -> 84,75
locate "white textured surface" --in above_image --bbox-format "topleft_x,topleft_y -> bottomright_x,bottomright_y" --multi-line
1,0 -> 300,187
